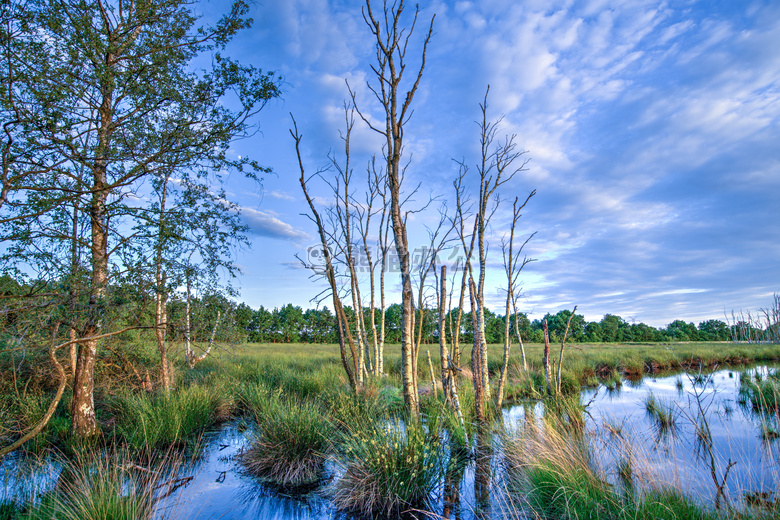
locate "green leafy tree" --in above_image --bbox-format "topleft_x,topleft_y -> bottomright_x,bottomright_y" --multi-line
600,314 -> 627,343
584,321 -> 603,342
666,320 -> 699,341
698,319 -> 728,341
0,0 -> 280,438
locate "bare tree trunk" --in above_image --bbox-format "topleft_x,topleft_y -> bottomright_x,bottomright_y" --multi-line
378,249 -> 387,375
555,306 -> 577,395
439,265 -> 450,398
427,350 -> 437,398
511,292 -> 528,371
184,276 -> 193,368
353,0 -> 434,418
498,195 -> 536,406
155,279 -> 170,390
189,310 -> 220,368
497,287 -> 511,410
293,121 -> 360,393
73,157 -> 109,438
542,319 -> 552,396
447,356 -> 466,435
469,278 -> 485,423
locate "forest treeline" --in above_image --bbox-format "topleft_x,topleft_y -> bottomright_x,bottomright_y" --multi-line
232,303 -> 743,344
0,273 -> 748,348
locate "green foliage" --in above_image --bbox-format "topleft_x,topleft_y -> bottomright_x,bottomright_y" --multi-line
0,501 -> 22,520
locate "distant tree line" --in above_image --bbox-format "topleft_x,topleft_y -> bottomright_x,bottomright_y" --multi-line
3,271 -> 769,348
230,302 -> 750,344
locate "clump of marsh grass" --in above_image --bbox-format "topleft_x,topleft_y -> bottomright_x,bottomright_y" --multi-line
504,417 -> 718,520
738,371 -> 780,414
330,418 -> 446,518
644,393 -> 678,435
505,417 -> 622,520
21,448 -> 184,520
240,397 -> 332,489
601,369 -> 623,392
112,384 -> 226,450
603,416 -> 626,438
325,383 -> 395,429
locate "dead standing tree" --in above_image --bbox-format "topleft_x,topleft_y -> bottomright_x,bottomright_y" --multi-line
350,0 -> 435,417
293,119 -> 360,392
496,195 -> 536,409
454,88 -> 530,419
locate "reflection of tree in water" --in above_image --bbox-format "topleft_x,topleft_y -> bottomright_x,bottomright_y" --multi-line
473,428 -> 492,520
442,442 -> 468,520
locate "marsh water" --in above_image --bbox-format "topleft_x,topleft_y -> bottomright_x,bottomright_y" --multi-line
2,366 -> 779,519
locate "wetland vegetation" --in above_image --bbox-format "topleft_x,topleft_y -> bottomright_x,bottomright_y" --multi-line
2,341 -> 780,519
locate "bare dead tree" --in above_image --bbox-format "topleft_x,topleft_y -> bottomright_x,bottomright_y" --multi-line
438,265 -> 451,397
292,118 -> 360,392
510,291 -> 528,371
543,318 -> 552,396
372,159 -> 392,376
358,158 -> 386,377
410,204 -> 455,399
454,86 -> 531,414
349,0 -> 435,417
496,194 -> 536,409
555,305 -> 577,395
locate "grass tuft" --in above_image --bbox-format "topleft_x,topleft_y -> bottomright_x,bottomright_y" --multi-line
112,384 -> 226,450
330,418 -> 446,518
21,449 -> 182,520
241,397 -> 332,488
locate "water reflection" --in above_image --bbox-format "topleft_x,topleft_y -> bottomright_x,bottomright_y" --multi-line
4,366 -> 780,518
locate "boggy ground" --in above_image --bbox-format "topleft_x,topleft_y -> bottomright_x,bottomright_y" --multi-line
1,341 -> 779,519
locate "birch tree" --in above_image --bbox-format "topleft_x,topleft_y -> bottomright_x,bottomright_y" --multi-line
454,87 -> 530,416
496,195 -> 535,408
1,0 -> 281,437
350,0 -> 435,417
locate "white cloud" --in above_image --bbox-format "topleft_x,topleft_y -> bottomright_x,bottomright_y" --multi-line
241,207 -> 309,241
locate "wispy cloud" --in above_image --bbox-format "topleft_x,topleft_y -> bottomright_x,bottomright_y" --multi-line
241,207 -> 309,241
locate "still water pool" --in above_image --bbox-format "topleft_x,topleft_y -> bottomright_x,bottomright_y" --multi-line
3,366 -> 778,519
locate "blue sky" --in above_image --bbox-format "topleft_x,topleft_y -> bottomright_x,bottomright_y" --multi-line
207,0 -> 780,327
